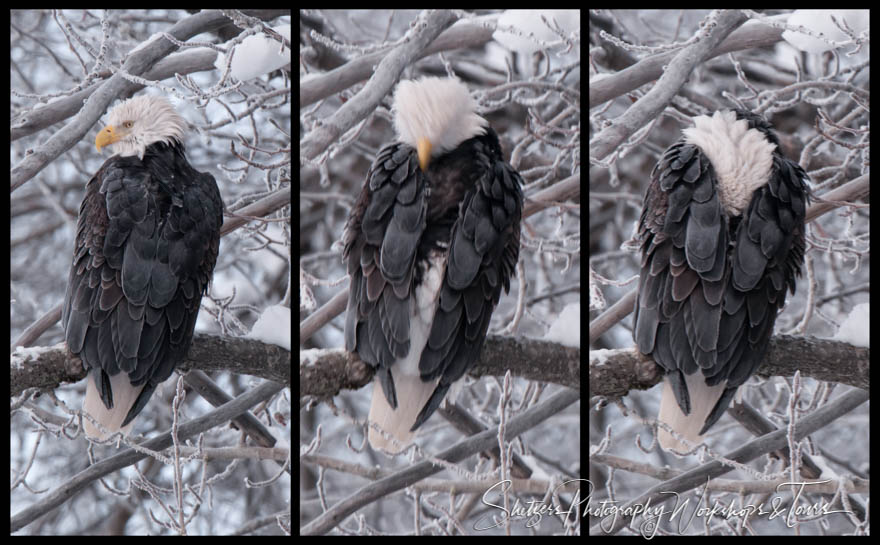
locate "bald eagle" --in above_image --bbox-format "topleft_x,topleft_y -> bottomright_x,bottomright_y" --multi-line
62,95 -> 223,440
343,77 -> 523,453
633,109 -> 808,452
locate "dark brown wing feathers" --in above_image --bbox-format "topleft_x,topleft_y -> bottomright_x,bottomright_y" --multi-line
63,143 -> 222,432
345,129 -> 523,435
635,136 -> 807,435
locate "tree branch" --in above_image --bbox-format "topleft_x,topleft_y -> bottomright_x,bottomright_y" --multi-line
589,335 -> 869,400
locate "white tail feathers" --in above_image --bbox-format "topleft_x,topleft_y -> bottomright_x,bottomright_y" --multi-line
367,374 -> 439,454
82,372 -> 144,440
657,373 -> 728,453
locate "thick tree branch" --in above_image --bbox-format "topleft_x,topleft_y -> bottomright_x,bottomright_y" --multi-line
589,335 -> 869,400
300,335 -> 580,401
11,333 -> 290,399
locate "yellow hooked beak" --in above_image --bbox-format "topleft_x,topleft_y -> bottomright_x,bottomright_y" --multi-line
417,137 -> 432,171
95,124 -> 123,151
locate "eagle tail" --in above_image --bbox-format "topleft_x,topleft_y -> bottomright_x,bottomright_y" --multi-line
82,371 -> 144,440
657,373 -> 728,453
368,374 -> 438,454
